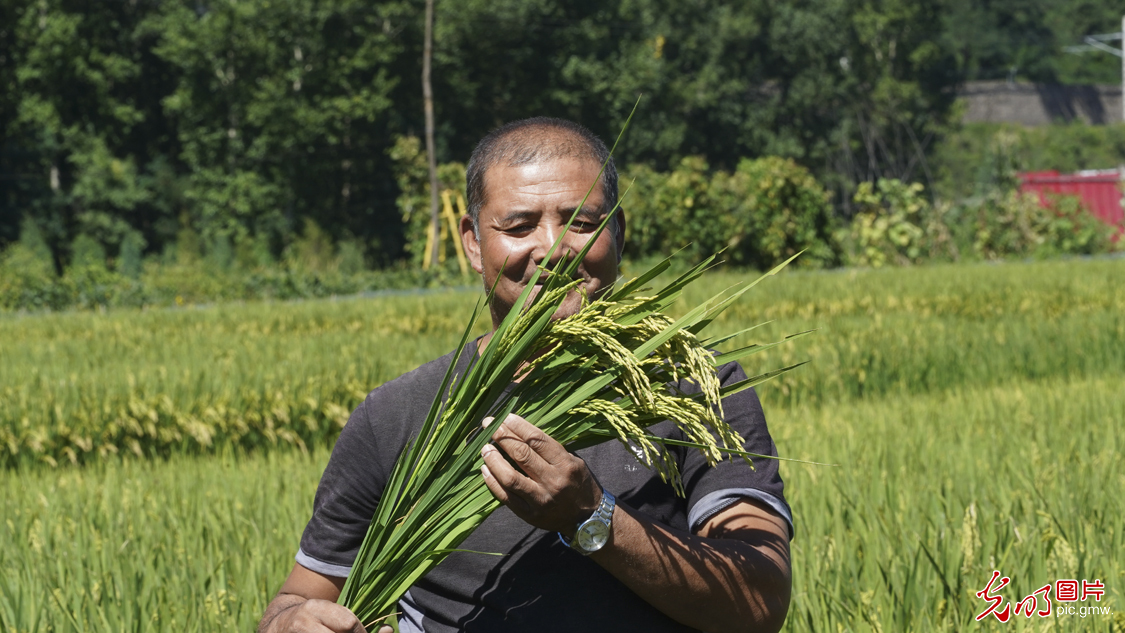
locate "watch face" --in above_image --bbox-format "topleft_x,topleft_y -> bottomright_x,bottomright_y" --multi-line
576,520 -> 610,552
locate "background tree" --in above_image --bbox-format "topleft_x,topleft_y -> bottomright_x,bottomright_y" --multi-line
1,0 -> 1122,268
146,0 -> 412,264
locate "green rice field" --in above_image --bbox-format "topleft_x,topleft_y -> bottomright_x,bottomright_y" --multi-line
2,257 -> 1123,631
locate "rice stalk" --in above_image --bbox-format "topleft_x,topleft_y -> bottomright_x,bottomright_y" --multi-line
337,241 -> 805,626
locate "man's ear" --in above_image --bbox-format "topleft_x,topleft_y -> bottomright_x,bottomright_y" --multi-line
460,214 -> 484,274
613,207 -> 627,261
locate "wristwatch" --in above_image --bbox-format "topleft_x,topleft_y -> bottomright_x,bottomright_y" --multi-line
558,489 -> 616,555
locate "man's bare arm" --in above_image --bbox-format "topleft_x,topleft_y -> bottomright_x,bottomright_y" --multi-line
592,499 -> 791,633
481,415 -> 791,633
258,564 -> 392,633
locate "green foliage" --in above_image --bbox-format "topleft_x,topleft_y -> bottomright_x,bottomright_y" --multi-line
68,137 -> 152,233
16,218 -> 54,272
1037,193 -> 1120,256
277,219 -> 369,276
146,0 -> 411,249
841,178 -> 1118,267
3,0 -> 1124,275
943,0 -> 1124,84
205,234 -> 235,272
835,0 -> 961,185
117,230 -> 146,278
965,190 -> 1118,261
2,0 -> 413,267
0,221 -> 64,310
285,218 -> 337,273
4,0 -> 170,260
69,234 -> 106,270
624,157 -> 722,264
729,157 -> 837,269
625,156 -> 837,268
336,239 -> 366,276
172,220 -> 202,266
843,179 -> 931,267
0,244 -> 64,311
1,0 -> 991,262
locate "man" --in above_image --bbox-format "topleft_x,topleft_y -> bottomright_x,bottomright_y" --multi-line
258,118 -> 793,633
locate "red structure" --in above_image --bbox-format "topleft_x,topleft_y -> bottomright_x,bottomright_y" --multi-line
1018,169 -> 1124,228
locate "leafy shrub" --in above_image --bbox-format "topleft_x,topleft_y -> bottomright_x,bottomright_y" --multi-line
337,239 -> 367,276
843,179 -> 930,267
840,179 -> 969,268
0,222 -> 68,311
118,230 -> 147,278
63,265 -> 132,310
70,234 -> 108,270
967,190 -> 1117,260
624,157 -> 720,264
728,157 -> 837,269
625,156 -> 837,268
0,244 -> 68,311
285,218 -> 338,273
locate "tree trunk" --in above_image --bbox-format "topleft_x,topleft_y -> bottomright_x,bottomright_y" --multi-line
423,0 -> 441,268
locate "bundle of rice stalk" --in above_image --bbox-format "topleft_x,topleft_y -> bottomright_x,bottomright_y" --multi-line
337,199 -> 806,627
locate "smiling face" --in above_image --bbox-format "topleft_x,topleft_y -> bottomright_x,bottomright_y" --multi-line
460,156 -> 625,330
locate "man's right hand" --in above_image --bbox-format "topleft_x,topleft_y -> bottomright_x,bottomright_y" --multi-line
267,598 -> 372,633
258,564 -> 393,633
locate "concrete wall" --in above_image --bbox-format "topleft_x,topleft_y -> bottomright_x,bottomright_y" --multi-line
958,81 -> 1123,125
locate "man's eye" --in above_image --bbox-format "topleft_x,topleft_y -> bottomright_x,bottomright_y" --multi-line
504,224 -> 534,234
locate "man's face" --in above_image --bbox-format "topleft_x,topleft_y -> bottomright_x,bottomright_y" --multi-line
460,156 -> 625,328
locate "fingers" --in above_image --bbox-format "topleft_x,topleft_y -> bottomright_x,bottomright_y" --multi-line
480,454 -> 513,506
280,599 -> 367,633
480,443 -> 534,511
490,414 -> 570,474
479,414 -> 602,533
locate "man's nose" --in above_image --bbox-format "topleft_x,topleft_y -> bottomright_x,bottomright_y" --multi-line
532,223 -> 575,269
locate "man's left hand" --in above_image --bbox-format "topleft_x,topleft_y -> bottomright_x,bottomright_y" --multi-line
480,414 -> 601,536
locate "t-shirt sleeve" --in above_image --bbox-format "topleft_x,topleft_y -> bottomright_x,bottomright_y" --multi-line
679,361 -> 793,539
296,389 -> 404,577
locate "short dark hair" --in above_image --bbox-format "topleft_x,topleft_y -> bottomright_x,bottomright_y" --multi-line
465,117 -> 618,235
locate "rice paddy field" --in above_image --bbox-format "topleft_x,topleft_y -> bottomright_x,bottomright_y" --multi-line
1,257 -> 1123,632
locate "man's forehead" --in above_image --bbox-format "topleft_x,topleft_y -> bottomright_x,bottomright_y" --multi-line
480,157 -> 606,199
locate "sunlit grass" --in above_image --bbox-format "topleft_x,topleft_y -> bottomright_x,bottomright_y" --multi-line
1,257 -> 1123,631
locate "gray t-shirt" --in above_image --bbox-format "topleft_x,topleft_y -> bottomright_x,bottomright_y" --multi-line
298,344 -> 792,633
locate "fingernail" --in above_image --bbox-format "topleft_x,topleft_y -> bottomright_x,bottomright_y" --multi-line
481,445 -> 494,457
